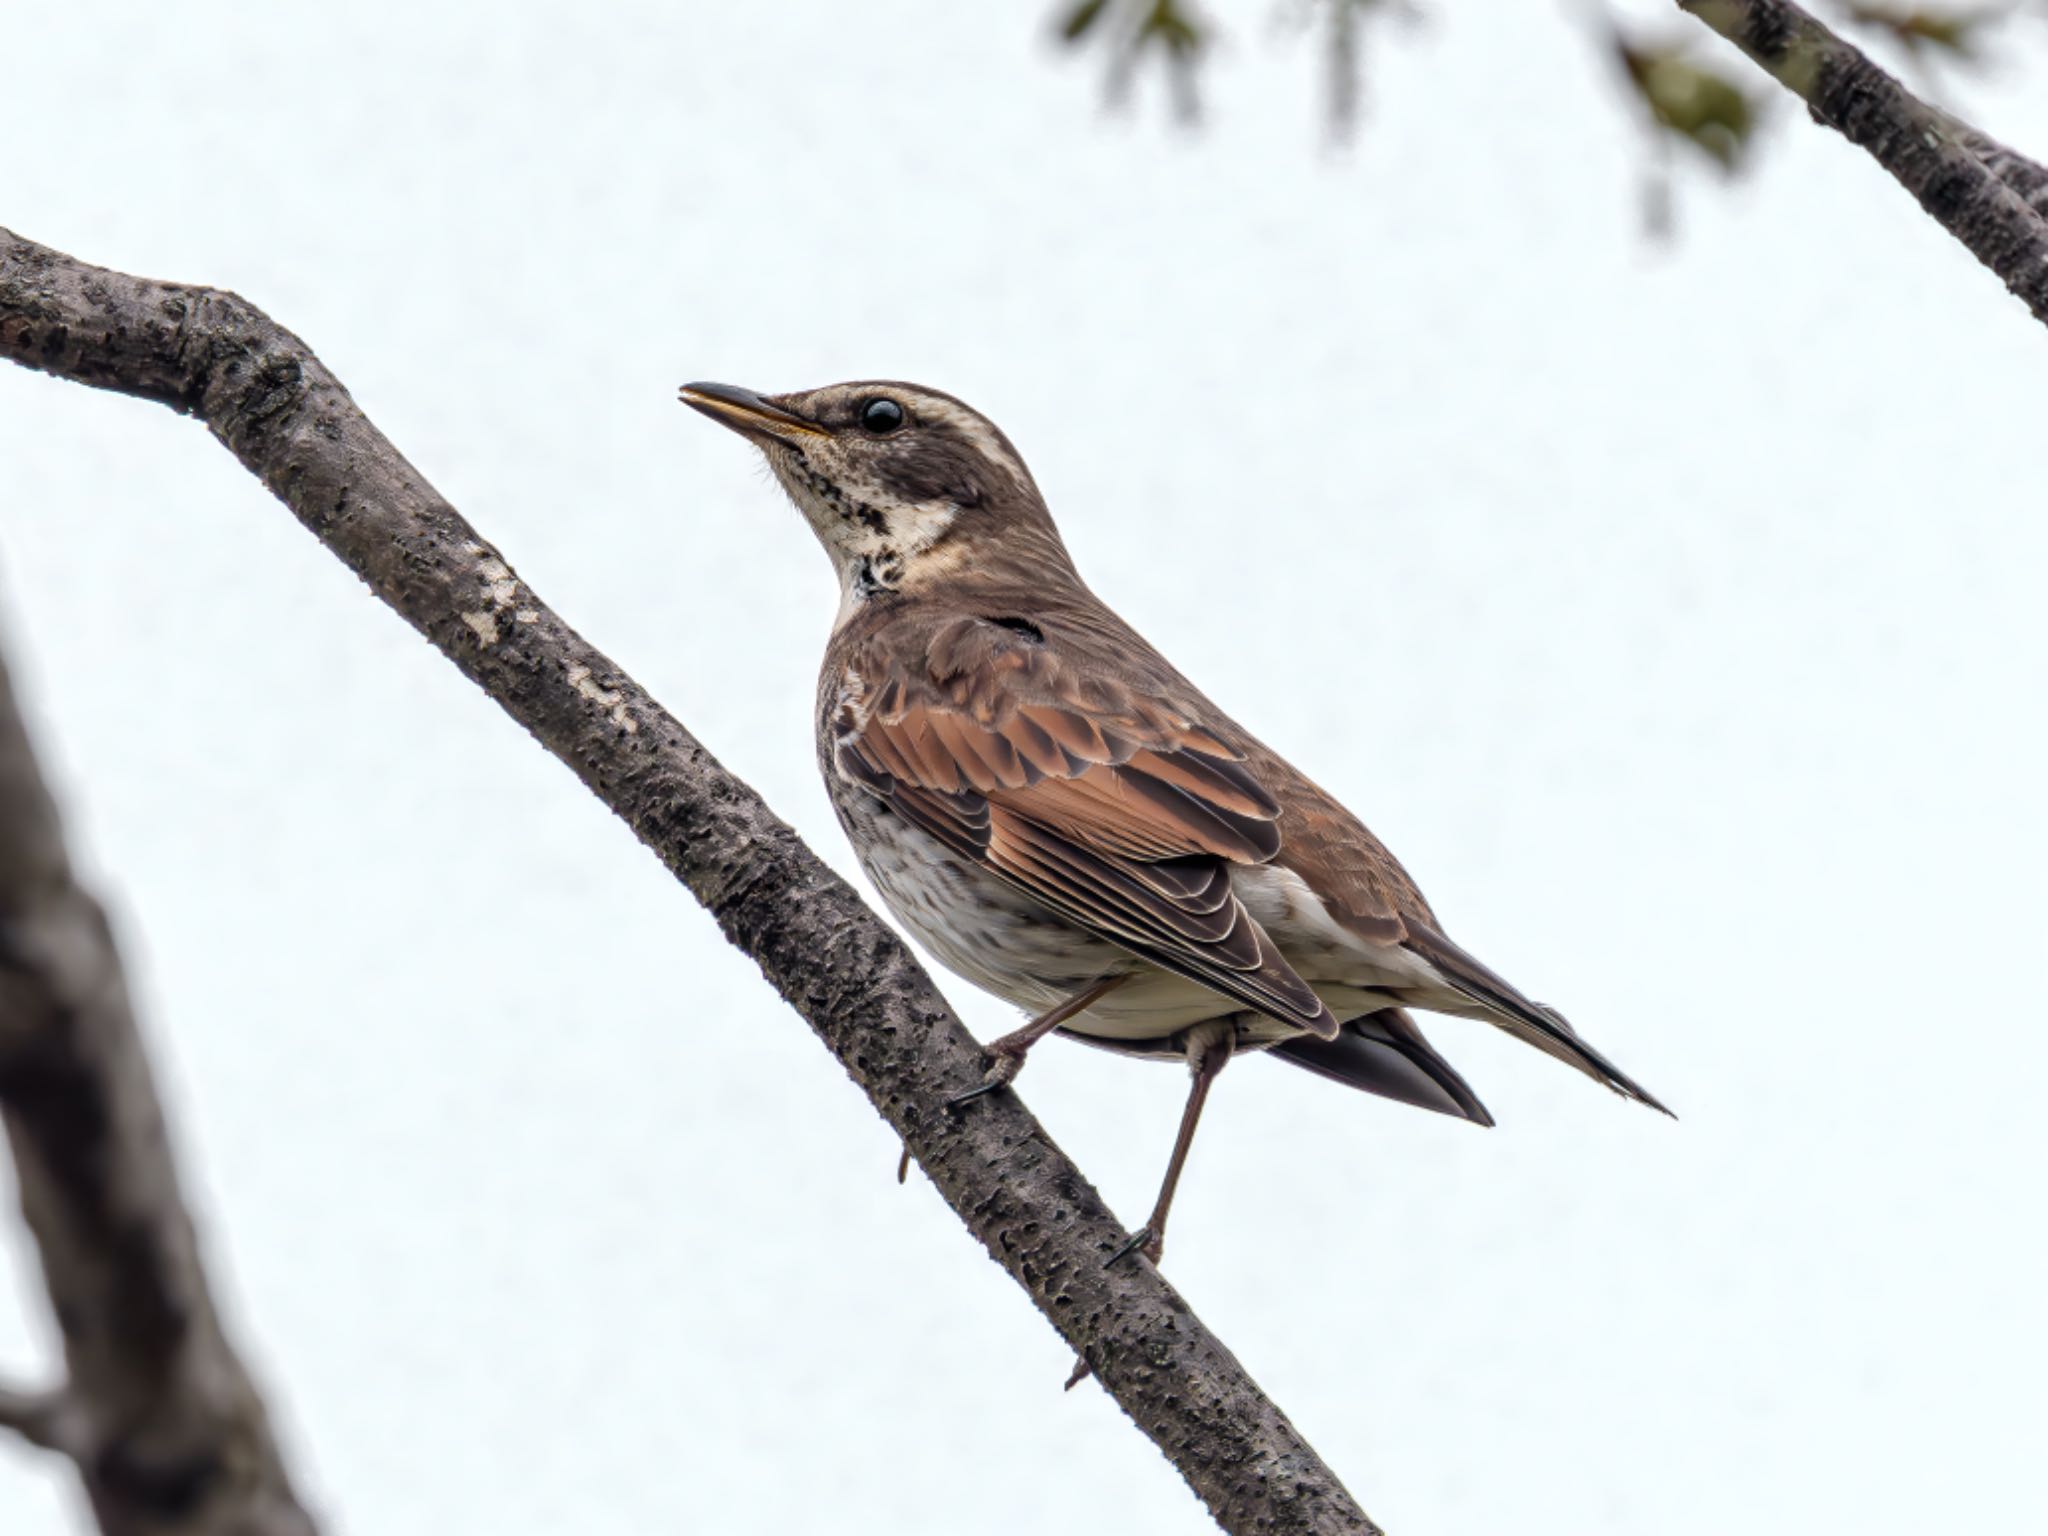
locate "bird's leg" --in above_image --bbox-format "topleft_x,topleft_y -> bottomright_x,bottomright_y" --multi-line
944,973 -> 1128,1110
903,975 -> 1129,1182
1069,1021 -> 1237,1390
1107,1019 -> 1235,1269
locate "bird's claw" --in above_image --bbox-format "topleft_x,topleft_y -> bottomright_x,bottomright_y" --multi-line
943,1078 -> 1006,1111
1105,1225 -> 1158,1269
945,1051 -> 1023,1111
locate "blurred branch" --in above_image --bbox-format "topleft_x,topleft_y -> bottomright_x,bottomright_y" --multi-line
0,619 -> 318,1532
1677,0 -> 2048,323
1302,0 -> 1407,136
0,1386 -> 78,1454
0,226 -> 1381,1536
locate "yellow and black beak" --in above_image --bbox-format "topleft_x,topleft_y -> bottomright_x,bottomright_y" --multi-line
677,381 -> 828,444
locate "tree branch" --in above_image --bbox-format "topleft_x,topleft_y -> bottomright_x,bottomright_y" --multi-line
0,226 -> 1379,1534
0,617 -> 319,1533
1677,0 -> 2048,328
0,1384 -> 80,1457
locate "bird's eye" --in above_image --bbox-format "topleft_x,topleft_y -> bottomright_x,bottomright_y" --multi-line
860,398 -> 905,434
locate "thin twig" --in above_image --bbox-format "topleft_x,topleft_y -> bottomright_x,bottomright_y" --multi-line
0,225 -> 1379,1536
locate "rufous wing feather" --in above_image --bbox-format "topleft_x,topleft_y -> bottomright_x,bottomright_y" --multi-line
833,618 -> 1337,1039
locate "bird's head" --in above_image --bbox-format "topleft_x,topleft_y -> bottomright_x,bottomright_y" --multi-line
679,379 -> 1074,621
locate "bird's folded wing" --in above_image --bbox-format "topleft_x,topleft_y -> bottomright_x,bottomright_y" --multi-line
833,619 -> 1336,1038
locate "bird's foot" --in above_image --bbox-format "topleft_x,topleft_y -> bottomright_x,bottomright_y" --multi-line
944,1047 -> 1025,1111
1105,1225 -> 1160,1269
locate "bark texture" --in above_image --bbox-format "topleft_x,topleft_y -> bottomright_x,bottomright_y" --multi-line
0,227 -> 1379,1535
0,636 -> 319,1535
1679,0 -> 2048,327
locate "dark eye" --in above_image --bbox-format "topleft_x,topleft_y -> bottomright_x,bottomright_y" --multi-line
860,398 -> 905,434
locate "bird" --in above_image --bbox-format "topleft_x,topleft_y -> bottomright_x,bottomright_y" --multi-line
679,377 -> 1668,1270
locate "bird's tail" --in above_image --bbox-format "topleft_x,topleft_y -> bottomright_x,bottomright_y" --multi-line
1402,920 -> 1673,1116
1272,1008 -> 1494,1126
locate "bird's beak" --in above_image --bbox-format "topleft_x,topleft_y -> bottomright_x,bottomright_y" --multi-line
677,381 -> 829,443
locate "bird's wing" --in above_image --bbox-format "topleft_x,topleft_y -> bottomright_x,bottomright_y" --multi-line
831,615 -> 1337,1038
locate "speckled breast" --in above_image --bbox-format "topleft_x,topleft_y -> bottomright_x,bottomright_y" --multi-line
822,774 -> 1257,1049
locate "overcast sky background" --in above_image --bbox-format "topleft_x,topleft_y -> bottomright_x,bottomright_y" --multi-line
5,4 -> 2047,1533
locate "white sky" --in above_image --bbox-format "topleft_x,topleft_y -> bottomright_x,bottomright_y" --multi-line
5,4 -> 2047,1533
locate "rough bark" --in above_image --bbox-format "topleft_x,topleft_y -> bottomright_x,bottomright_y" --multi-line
0,632 -> 319,1534
0,226 -> 1379,1535
1678,0 -> 2048,327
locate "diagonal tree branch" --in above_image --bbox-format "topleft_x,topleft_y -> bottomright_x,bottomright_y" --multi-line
0,226 -> 1378,1535
1677,0 -> 2048,327
0,618 -> 320,1534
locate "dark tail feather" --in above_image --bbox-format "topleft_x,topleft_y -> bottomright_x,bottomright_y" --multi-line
1402,920 -> 1674,1118
1272,1008 -> 1495,1127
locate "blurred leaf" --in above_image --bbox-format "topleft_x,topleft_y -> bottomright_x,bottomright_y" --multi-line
1615,37 -> 1761,173
1060,0 -> 1114,41
1841,5 -> 1996,59
1054,0 -> 1211,120
1136,0 -> 1206,58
